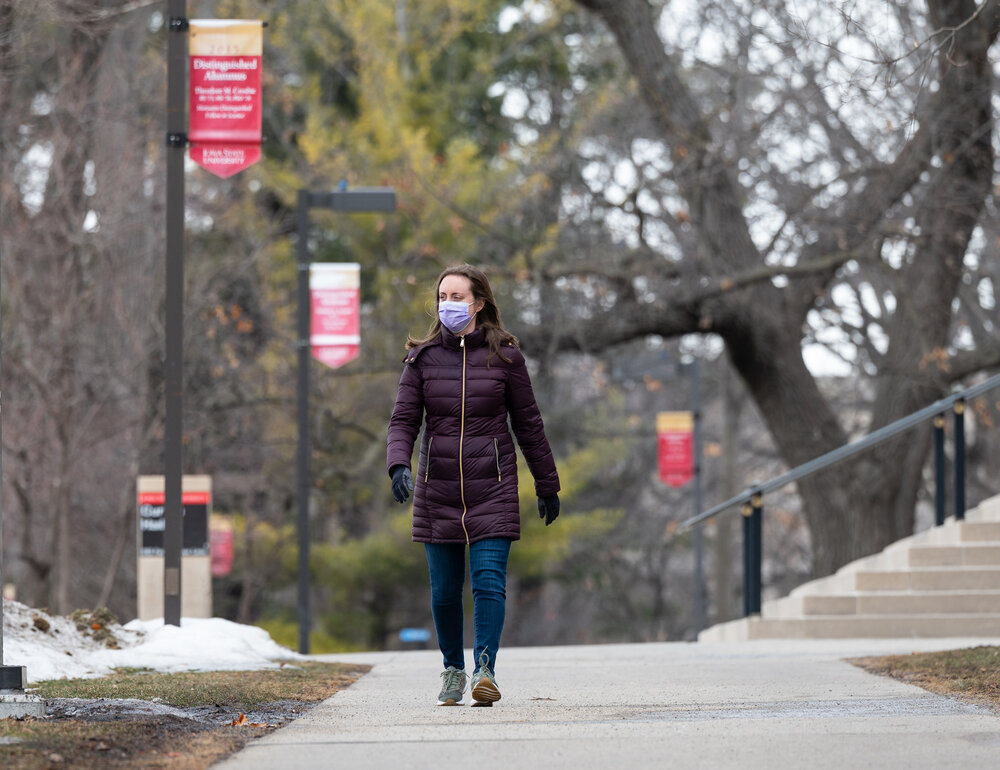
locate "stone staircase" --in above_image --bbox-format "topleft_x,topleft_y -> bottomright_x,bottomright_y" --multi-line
699,494 -> 1000,641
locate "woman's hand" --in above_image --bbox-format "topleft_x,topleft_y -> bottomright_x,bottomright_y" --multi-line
391,465 -> 414,503
537,494 -> 560,526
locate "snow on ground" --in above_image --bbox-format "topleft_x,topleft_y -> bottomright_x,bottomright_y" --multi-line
2,600 -> 302,683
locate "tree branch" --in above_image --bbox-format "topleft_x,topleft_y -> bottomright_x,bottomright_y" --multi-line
517,245 -> 872,356
947,345 -> 1000,383
574,0 -> 761,274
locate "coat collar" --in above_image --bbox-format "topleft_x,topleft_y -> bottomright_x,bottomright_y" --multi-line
404,327 -> 486,364
442,326 -> 485,350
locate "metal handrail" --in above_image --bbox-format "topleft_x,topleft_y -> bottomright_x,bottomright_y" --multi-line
681,370 -> 1000,530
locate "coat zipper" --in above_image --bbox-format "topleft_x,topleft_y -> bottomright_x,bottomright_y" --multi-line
425,437 -> 433,482
459,336 -> 470,543
494,438 -> 501,482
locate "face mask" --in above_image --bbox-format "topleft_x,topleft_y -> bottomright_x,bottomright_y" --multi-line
438,300 -> 476,333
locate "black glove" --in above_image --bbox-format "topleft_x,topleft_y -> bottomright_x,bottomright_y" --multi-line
391,465 -> 413,503
537,494 -> 560,526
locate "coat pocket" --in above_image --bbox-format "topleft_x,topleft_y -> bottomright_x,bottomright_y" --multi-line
425,436 -> 434,482
494,438 -> 502,482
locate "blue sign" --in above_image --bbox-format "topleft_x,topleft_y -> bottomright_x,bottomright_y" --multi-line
398,628 -> 431,643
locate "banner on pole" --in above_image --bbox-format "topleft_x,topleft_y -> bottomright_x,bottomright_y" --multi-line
310,263 -> 361,369
210,516 -> 235,577
657,411 -> 694,487
189,20 -> 263,178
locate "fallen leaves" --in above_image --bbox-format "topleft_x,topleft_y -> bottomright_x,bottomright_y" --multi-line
230,712 -> 269,727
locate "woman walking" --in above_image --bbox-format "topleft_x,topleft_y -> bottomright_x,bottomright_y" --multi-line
387,264 -> 561,707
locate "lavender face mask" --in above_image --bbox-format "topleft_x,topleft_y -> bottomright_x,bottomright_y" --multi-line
438,300 -> 475,333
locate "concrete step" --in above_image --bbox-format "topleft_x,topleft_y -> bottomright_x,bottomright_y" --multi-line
861,539 -> 1000,570
787,569 -> 857,597
908,544 -> 1000,567
855,567 -> 1000,591
697,494 -> 1000,641
911,520 -> 1000,545
768,591 -> 1000,617
700,613 -> 1000,642
799,511 -> 1000,580
958,521 -> 1000,542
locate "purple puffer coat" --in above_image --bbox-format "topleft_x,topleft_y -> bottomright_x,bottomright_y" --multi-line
386,326 -> 560,544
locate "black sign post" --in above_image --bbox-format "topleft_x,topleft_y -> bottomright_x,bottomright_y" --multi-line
295,187 -> 395,654
163,0 -> 188,628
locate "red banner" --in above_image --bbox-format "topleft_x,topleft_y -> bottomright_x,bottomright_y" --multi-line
210,520 -> 235,577
311,263 -> 361,369
657,411 -> 694,487
188,20 -> 263,177
188,145 -> 261,179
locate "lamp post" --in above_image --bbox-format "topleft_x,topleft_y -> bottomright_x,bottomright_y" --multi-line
685,358 -> 705,636
656,352 -> 705,636
295,186 -> 395,654
163,0 -> 188,628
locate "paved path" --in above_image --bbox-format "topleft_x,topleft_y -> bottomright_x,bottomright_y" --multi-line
216,639 -> 1000,769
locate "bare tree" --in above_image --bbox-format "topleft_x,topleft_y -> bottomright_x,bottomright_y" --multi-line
1,1 -> 277,615
520,0 -> 1000,576
0,2 -> 163,612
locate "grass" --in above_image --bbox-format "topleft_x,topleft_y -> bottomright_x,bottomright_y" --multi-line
851,645 -> 1000,708
1,661 -> 369,770
32,661 -> 361,708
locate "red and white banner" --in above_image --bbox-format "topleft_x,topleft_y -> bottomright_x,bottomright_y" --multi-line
189,20 -> 263,178
311,263 -> 361,369
657,411 -> 694,487
210,518 -> 235,577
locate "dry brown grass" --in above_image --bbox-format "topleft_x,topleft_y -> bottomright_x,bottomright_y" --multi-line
0,661 -> 369,770
851,645 -> 1000,711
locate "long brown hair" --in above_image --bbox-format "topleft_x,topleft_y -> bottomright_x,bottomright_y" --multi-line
407,264 -> 518,363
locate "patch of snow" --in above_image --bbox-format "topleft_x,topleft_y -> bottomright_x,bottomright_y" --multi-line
2,600 -> 302,683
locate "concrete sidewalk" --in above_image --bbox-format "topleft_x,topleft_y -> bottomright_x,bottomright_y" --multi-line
215,638 -> 1000,769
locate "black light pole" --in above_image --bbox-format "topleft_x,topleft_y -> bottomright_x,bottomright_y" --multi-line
296,186 -> 395,654
688,358 -> 705,635
164,0 -> 188,627
295,189 -> 310,656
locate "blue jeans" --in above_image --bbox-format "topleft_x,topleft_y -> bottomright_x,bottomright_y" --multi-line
424,538 -> 511,675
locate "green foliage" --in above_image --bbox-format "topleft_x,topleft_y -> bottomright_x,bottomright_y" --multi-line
310,512 -> 429,649
511,450 -> 624,582
255,617 -> 364,655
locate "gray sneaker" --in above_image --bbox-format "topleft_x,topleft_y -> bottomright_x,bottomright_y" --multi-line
470,651 -> 501,707
437,666 -> 467,706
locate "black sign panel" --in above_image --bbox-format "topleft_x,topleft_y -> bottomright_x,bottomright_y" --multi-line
138,492 -> 210,556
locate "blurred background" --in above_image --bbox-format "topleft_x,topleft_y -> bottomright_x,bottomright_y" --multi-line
2,0 -> 999,648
